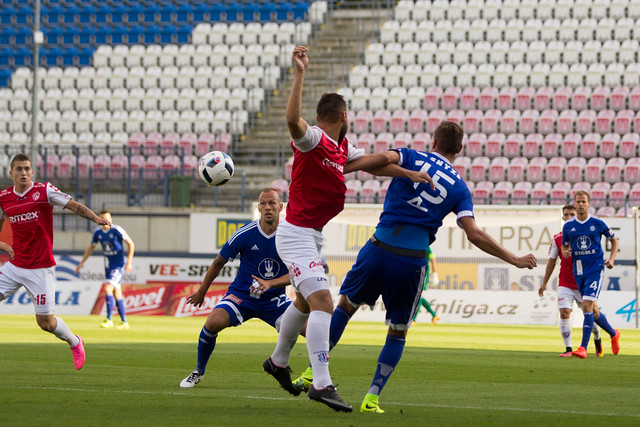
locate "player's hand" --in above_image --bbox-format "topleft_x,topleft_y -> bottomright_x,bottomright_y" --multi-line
97,217 -> 112,228
429,272 -> 439,286
251,275 -> 271,293
186,291 -> 206,308
605,258 -> 615,269
407,170 -> 435,190
561,246 -> 571,259
515,254 -> 537,269
538,283 -> 546,297
0,242 -> 14,260
292,46 -> 309,72
74,264 -> 82,274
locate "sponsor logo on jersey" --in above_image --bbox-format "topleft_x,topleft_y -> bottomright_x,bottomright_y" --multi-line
223,294 -> 242,305
321,158 -> 344,173
308,258 -> 324,270
9,211 -> 39,223
251,244 -> 259,250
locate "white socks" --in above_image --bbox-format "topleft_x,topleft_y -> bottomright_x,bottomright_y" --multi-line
306,310 -> 332,389
592,322 -> 601,340
52,317 -> 79,347
271,304 -> 308,367
559,318 -> 572,348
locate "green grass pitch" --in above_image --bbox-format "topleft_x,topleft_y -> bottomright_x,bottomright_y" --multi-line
1,314 -> 639,426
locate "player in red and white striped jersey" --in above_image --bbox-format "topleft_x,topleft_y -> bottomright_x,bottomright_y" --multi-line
262,46 -> 434,412
0,153 -> 111,370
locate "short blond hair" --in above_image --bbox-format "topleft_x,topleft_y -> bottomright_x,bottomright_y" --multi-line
574,190 -> 590,202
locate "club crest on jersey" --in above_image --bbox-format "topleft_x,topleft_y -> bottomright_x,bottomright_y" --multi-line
32,191 -> 40,201
258,258 -> 279,279
578,235 -> 591,250
289,263 -> 301,278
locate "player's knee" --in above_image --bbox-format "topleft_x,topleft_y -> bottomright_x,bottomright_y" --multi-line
36,316 -> 56,332
559,309 -> 572,319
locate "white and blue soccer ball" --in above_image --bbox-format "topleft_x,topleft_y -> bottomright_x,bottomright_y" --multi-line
198,151 -> 235,186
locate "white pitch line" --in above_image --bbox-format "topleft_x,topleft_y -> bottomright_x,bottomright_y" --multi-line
2,385 -> 639,418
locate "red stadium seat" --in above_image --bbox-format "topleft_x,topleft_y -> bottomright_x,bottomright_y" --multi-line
215,133 -> 232,152
614,109 -> 634,135
271,178 -> 289,198
553,86 -> 572,111
561,133 -> 581,158
179,133 -> 197,156
442,87 -> 461,111
478,87 -> 498,111
590,182 -> 611,208
546,157 -> 567,183
585,157 -> 606,183
353,109 -> 373,134
550,181 -> 572,204
390,110 -> 409,133
576,110 -> 596,134
624,157 -> 640,183
160,133 -> 180,155
466,133 -> 486,157
144,132 -> 162,156
445,109 -> 464,126
504,133 -> 524,158
196,133 -> 215,156
127,132 -> 145,152
512,181 -> 532,204
604,157 -> 625,183
379,178 -> 392,199
542,133 -> 562,158
520,109 -> 539,134
360,179 -> 381,204
374,132 -> 394,152
531,181 -> 552,204
77,154 -> 94,179
485,133 -> 506,158
463,109 -> 482,134
460,86 -> 480,110
345,178 -> 362,203
630,182 -> 640,205
539,110 -> 559,135
143,155 -> 163,180
497,87 -> 516,111
492,181 -> 513,204
610,86 -> 630,111
580,133 -> 601,158
473,181 -> 494,204
629,87 -> 640,110
500,109 -> 520,134
566,157 -> 586,183
452,156 -> 471,180
523,133 -> 543,158
591,86 -> 611,111
527,156 -> 548,182
371,109 -> 391,134
571,182 -> 591,199
92,154 -> 110,180
393,132 -> 412,149
595,109 -> 615,134
488,156 -> 509,182
507,157 -> 527,182
482,109 -> 502,134
572,86 -> 591,111
596,206 -> 617,217
426,109 -> 446,132
183,154 -> 199,178
408,109 -> 427,134
534,87 -> 554,111
162,154 -> 181,173
423,86 -> 443,110
411,132 -> 430,151
557,109 -> 577,134
57,155 -> 75,180
600,133 -> 621,158
470,156 -> 490,182
516,87 -> 535,111
620,134 -> 640,158
357,132 -> 375,153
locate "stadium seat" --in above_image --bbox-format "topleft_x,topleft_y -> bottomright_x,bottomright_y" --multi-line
374,132 -> 394,153
463,110 -> 483,134
546,157 -> 567,183
466,133 -> 486,157
356,132 -> 375,153
557,110 -> 577,135
408,109 -> 427,134
527,156 -> 548,183
473,181 -> 494,204
566,157 -> 586,183
585,157 -> 606,183
507,157 -> 528,182
470,156 -> 490,183
479,87 -> 498,111
345,178 -> 362,203
426,109 -> 446,133
488,156 -> 509,182
482,109 -> 501,134
371,109 -> 390,134
542,133 -> 562,158
500,109 -> 519,135
539,110 -> 558,135
485,133 -> 506,158
510,181 -> 532,204
442,87 -> 461,111
571,182 -> 592,200
423,86 -> 442,110
504,133 -> 524,158
523,133 -> 543,159
519,109 -> 539,134
630,181 -> 640,205
600,133 -> 621,158
591,182 -> 611,208
390,110 -> 409,134
353,110 -> 372,134
393,132 -> 412,149
605,157 -> 626,183
576,110 -> 596,134
550,181 -> 572,205
620,134 -> 640,158
412,132 -> 430,152
492,181 -> 513,205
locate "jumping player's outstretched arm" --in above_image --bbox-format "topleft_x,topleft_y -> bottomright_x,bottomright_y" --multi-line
187,254 -> 228,307
459,216 -> 537,269
286,46 -> 309,140
344,151 -> 434,187
64,200 -> 111,228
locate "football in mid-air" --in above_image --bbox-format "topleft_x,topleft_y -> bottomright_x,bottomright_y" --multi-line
198,151 -> 235,186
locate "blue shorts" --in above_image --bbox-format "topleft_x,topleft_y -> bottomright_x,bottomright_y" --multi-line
339,241 -> 427,330
215,291 -> 292,330
576,269 -> 604,301
105,267 -> 125,289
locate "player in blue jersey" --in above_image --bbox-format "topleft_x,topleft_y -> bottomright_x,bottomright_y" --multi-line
76,210 -> 135,329
561,191 -> 620,359
292,121 -> 537,413
179,188 -> 295,388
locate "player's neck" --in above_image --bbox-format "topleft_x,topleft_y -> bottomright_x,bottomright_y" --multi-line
318,122 -> 341,142
260,218 -> 278,235
13,181 -> 32,194
577,213 -> 589,221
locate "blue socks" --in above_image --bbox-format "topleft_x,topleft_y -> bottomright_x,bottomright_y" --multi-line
196,326 -> 218,374
329,305 -> 352,350
580,312 -> 594,349
105,295 -> 114,320
594,312 -> 616,337
368,335 -> 406,396
115,299 -> 126,322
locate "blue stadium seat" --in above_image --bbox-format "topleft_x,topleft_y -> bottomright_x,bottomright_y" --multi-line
45,46 -> 63,66
144,25 -> 160,44
128,25 -> 143,45
79,26 -> 95,46
1,6 -> 18,26
193,3 -> 209,22
160,4 -> 177,25
79,5 -> 96,26
1,0 -> 14,7
46,5 -> 63,26
111,26 -> 127,45
95,26 -> 111,44
62,46 -> 78,66
243,2 -> 259,21
143,4 -> 160,25
127,4 -> 144,25
78,47 -> 93,66
14,47 -> 31,67
0,69 -> 12,88
111,5 -> 127,25
45,26 -> 63,46
176,3 -> 193,23
62,5 -> 78,26
177,25 -> 192,44
62,27 -> 79,47
276,2 -> 293,22
0,47 -> 14,67
16,6 -> 32,25
94,5 -> 108,24
0,27 -> 16,46
15,27 -> 32,47
209,3 -> 225,21
160,25 -> 177,44
293,1 -> 309,20
259,2 -> 276,21
225,3 -> 242,22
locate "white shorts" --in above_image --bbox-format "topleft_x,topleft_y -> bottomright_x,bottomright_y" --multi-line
557,286 -> 582,310
0,262 -> 56,315
276,219 -> 328,299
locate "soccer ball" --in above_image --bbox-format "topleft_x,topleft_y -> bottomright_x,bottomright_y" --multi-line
198,151 -> 235,186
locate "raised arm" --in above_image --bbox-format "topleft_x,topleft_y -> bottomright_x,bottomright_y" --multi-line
186,254 -> 228,308
459,216 -> 537,269
64,200 -> 111,228
344,151 -> 434,186
286,46 -> 310,140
